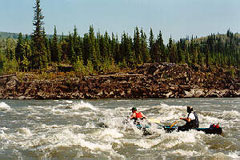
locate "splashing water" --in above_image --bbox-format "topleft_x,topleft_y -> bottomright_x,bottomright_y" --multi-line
0,102 -> 12,111
0,98 -> 239,159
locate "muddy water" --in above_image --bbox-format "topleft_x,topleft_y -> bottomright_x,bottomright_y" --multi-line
0,98 -> 239,159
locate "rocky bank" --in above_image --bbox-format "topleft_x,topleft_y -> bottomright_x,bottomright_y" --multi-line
0,63 -> 239,99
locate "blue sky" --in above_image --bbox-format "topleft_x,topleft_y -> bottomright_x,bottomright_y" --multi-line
0,0 -> 239,42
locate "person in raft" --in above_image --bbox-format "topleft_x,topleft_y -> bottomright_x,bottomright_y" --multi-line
130,107 -> 146,124
178,106 -> 199,131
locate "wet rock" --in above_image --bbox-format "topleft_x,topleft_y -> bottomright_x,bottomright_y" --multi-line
205,89 -> 221,97
6,76 -> 18,90
18,96 -> 26,100
192,89 -> 205,98
184,90 -> 194,98
164,91 -> 173,98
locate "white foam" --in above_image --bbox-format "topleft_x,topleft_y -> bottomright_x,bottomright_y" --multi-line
201,115 -> 224,125
228,151 -> 240,159
0,127 -> 8,131
211,152 -> 232,159
65,100 -> 73,104
17,128 -> 32,137
171,149 -> 199,157
159,103 -> 185,110
85,122 -> 96,128
0,102 -> 12,111
15,126 -> 117,156
98,128 -> 123,139
51,108 -> 65,115
146,104 -> 186,124
100,117 -> 127,129
0,130 -> 6,140
161,131 -> 200,148
222,110 -> 240,119
70,101 -> 98,111
116,100 -> 130,102
0,99 -> 239,159
134,138 -> 163,149
59,130 -> 112,151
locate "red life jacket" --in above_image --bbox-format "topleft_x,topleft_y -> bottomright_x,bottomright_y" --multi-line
135,112 -> 143,119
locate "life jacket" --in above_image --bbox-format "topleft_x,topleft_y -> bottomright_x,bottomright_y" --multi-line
187,112 -> 199,128
136,112 -> 143,119
131,111 -> 144,123
193,112 -> 199,128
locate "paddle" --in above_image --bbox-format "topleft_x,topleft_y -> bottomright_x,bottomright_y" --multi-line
170,120 -> 178,128
148,118 -> 161,124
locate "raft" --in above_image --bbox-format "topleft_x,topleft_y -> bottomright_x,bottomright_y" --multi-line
136,124 -> 223,135
163,126 -> 223,134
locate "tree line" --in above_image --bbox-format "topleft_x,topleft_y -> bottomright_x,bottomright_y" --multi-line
0,0 -> 239,75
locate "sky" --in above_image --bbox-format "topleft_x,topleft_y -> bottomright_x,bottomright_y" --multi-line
0,0 -> 240,42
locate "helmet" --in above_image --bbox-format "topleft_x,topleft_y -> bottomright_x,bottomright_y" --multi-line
131,107 -> 137,112
187,106 -> 193,113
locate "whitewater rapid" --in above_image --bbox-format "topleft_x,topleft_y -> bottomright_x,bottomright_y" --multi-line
0,98 -> 239,159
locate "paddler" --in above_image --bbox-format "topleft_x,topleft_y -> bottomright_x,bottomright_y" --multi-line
130,107 -> 146,124
178,106 -> 199,131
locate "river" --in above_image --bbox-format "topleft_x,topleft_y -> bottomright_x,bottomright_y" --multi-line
0,98 -> 239,159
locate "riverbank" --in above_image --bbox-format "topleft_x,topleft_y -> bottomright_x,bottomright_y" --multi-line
0,63 -> 239,99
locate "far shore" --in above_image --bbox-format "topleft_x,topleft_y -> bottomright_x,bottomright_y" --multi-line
0,63 -> 239,100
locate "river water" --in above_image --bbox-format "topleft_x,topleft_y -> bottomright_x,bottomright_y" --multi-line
0,98 -> 239,160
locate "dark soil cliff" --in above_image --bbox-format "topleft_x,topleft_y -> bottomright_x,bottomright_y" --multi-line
0,63 -> 239,99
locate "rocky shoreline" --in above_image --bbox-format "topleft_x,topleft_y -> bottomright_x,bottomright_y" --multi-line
0,63 -> 239,100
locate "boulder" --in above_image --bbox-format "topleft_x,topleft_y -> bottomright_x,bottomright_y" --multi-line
6,76 -> 18,90
184,90 -> 194,98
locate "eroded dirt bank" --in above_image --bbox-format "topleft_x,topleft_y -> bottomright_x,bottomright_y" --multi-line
0,63 -> 239,99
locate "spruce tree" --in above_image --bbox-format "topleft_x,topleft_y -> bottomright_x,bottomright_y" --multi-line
167,37 -> 177,63
111,33 -> 117,62
43,28 -> 51,63
88,26 -> 99,68
31,0 -> 48,70
133,27 -> 141,64
22,55 -> 30,72
104,32 -> 111,59
156,31 -> 165,62
113,34 -> 120,64
68,34 -> 76,63
140,29 -> 150,63
51,26 -> 60,62
73,26 -> 82,60
15,33 -> 24,62
23,36 -> 32,59
177,42 -> 185,64
149,28 -> 154,62
82,33 -> 90,65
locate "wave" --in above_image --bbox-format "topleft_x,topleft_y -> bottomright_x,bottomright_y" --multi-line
15,127 -> 124,159
228,151 -> 240,159
170,149 -> 199,157
49,101 -> 99,117
68,101 -> 98,111
145,104 -> 189,125
0,99 -> 239,159
17,128 -> 32,137
210,152 -> 236,160
0,102 -> 12,111
222,110 -> 240,119
96,128 -> 123,139
65,100 -> 73,104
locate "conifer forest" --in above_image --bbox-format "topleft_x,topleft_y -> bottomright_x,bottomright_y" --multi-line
0,0 -> 240,76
